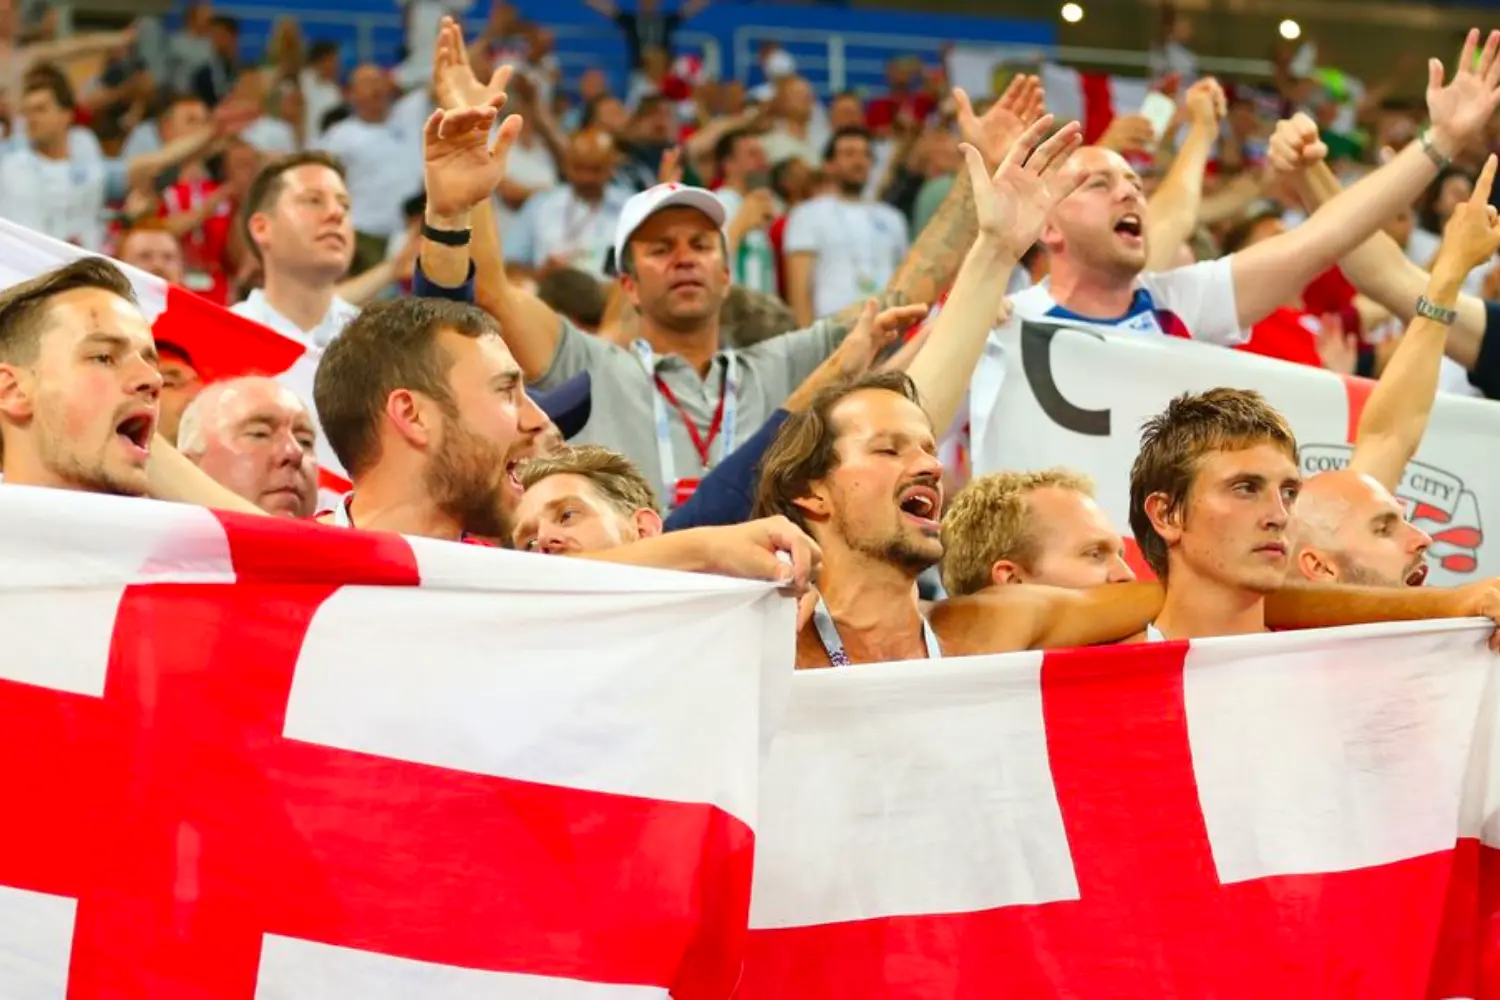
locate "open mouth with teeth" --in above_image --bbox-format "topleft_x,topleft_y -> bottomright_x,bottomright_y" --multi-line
1114,215 -> 1143,241
897,486 -> 941,531
115,412 -> 154,459
504,458 -> 524,496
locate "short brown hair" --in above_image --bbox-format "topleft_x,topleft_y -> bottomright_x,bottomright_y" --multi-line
940,468 -> 1095,596
518,444 -> 660,515
753,370 -> 922,533
22,64 -> 75,110
1129,388 -> 1298,578
239,150 -> 347,263
0,258 -> 139,465
313,297 -> 500,478
536,268 -> 608,329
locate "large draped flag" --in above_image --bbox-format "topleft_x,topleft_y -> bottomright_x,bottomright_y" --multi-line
0,486 -> 790,998
742,622 -> 1500,996
0,218 -> 349,495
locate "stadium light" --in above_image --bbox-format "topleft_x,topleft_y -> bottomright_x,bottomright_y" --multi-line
1279,18 -> 1302,40
1061,2 -> 1084,23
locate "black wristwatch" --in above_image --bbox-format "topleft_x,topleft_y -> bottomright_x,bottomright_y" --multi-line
1414,294 -> 1458,326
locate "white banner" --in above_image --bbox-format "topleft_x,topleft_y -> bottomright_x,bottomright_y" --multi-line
974,321 -> 1495,585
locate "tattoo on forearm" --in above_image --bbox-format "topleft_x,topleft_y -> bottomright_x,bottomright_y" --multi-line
886,168 -> 978,307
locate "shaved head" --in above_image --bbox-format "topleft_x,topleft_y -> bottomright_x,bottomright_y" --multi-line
1292,469 -> 1433,587
1042,145 -> 1148,282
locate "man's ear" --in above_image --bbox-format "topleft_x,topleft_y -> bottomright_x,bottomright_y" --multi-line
1143,492 -> 1183,548
792,479 -> 832,522
0,363 -> 35,425
1295,545 -> 1338,583
633,507 -> 664,539
989,559 -> 1024,586
383,388 -> 436,451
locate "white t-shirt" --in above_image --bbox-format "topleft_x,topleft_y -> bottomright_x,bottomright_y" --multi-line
496,135 -> 560,237
241,116 -> 300,155
0,144 -> 108,251
504,185 -> 627,278
714,187 -> 778,296
231,289 -> 361,351
968,258 -> 1246,472
315,113 -> 425,238
783,194 -> 910,318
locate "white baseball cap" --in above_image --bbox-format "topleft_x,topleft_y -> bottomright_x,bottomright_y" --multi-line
612,183 -> 727,274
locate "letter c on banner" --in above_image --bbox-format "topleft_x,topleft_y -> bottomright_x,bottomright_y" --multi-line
1019,320 -> 1112,437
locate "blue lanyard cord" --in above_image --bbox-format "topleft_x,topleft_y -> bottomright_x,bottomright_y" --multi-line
811,597 -> 942,666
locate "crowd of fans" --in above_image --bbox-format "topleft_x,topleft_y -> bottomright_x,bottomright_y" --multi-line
8,1 -> 1500,663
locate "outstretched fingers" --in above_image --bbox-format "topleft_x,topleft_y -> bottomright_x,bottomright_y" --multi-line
996,114 -> 1055,175
1028,119 -> 1083,176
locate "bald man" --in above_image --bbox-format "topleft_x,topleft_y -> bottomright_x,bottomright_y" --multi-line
1293,471 -> 1432,587
969,39 -> 1500,472
504,127 -> 627,279
177,376 -> 319,517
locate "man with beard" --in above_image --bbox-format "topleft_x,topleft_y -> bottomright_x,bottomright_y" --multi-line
968,30 -> 1500,470
753,372 -> 1169,667
783,127 -> 910,326
0,257 -> 161,497
176,376 -> 319,519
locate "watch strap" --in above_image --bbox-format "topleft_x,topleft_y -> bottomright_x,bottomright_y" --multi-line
421,223 -> 473,247
1415,294 -> 1458,325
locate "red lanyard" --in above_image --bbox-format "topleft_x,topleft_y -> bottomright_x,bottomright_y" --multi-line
653,369 -> 727,468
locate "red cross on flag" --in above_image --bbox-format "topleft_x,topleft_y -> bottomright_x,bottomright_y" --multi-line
0,485 -> 788,998
740,626 -> 1500,995
0,218 -> 351,497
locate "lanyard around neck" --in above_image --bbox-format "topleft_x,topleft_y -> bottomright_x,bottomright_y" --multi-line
811,596 -> 942,667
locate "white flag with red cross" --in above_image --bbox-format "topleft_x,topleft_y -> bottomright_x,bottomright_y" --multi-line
0,218 -> 350,497
0,485 -> 790,999
740,623 -> 1500,996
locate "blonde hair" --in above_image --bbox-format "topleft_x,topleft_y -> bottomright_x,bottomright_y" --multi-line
940,468 -> 1096,596
518,445 -> 660,515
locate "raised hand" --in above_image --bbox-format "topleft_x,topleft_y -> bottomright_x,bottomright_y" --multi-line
657,146 -> 683,185
422,104 -> 524,218
1436,153 -> 1500,275
432,15 -> 512,113
830,299 -> 931,378
1183,76 -> 1227,128
1313,312 -> 1357,375
1426,28 -> 1500,153
955,73 -> 1045,169
1266,112 -> 1328,173
1096,114 -> 1156,154
965,114 -> 1083,256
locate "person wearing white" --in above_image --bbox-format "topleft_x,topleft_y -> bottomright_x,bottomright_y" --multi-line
0,74 -> 107,251
232,153 -> 360,350
711,129 -> 778,296
969,38 -> 1500,474
504,129 -> 626,279
783,127 -> 909,326
494,116 -> 560,237
313,65 -> 426,247
300,42 -> 345,140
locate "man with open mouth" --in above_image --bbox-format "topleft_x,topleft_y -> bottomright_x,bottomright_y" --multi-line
0,257 -> 162,499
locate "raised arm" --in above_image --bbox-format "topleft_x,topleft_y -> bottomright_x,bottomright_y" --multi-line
907,110 -> 1081,434
1272,112 -> 1491,371
431,16 -> 564,378
418,99 -> 518,289
125,100 -> 254,190
1230,29 -> 1500,329
1347,156 -> 1500,489
1143,77 -> 1225,271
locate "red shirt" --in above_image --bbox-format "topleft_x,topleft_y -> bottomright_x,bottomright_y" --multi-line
866,91 -> 936,131
1302,266 -> 1361,340
159,179 -> 234,306
1236,307 -> 1325,369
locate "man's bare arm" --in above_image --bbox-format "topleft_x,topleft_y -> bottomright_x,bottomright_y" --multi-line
930,581 -> 1165,654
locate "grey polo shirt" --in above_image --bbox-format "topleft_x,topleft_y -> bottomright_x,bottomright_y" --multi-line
531,316 -> 847,499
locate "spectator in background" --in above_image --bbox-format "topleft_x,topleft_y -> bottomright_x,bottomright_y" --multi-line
0,70 -> 108,250
767,156 -> 819,293
118,223 -> 187,285
191,15 -> 241,108
300,41 -> 343,141
866,57 -> 935,138
176,375 -> 319,518
762,75 -> 824,167
233,151 -> 359,347
614,94 -> 676,192
1151,4 -> 1199,83
167,1 -> 216,94
583,0 -> 708,75
263,16 -> 305,83
154,342 -> 201,445
315,64 -> 427,273
238,73 -> 303,155
720,284 -> 797,348
784,127 -> 910,326
536,267 -> 609,330
505,128 -> 626,279
712,129 -> 778,295
493,109 -> 560,235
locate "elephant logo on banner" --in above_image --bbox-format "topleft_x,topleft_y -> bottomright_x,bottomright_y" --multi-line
1019,319 -> 1112,437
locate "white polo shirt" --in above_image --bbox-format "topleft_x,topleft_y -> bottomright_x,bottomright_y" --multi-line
231,290 -> 361,350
